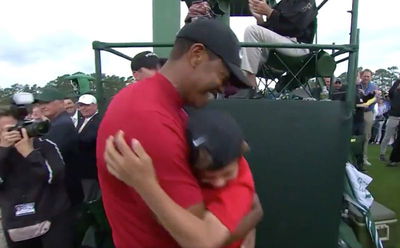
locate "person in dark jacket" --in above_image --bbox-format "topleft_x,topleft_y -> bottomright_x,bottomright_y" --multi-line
388,126 -> 400,166
36,88 -> 83,206
241,0 -> 317,88
76,94 -> 101,202
380,79 -> 400,161
0,109 -> 73,248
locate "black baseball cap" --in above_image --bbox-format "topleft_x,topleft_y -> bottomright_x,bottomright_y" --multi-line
176,19 -> 249,88
187,108 -> 245,170
130,51 -> 160,72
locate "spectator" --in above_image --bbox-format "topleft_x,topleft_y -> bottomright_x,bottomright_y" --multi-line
323,77 -> 331,89
331,79 -> 346,101
64,98 -> 81,128
353,89 -> 366,171
356,69 -> 378,166
130,51 -> 162,81
30,104 -> 47,122
0,109 -> 73,248
96,19 -> 248,248
380,79 -> 400,161
372,97 -> 389,144
104,108 -> 263,248
387,126 -> 400,167
241,0 -> 317,88
36,88 -> 83,207
76,94 -> 101,202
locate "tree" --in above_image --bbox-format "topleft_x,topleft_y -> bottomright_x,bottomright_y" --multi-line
372,66 -> 399,92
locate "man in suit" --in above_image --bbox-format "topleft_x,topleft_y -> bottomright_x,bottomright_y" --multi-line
77,94 -> 101,202
36,88 -> 83,207
64,97 -> 82,128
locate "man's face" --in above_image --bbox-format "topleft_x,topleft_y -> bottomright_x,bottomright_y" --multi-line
0,116 -> 17,133
31,106 -> 44,121
183,55 -> 229,108
197,159 -> 239,188
64,99 -> 76,115
323,77 -> 331,88
39,100 -> 64,120
78,103 -> 98,118
133,67 -> 159,81
361,71 -> 372,84
333,81 -> 342,90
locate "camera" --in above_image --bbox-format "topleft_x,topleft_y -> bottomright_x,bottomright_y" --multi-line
8,93 -> 50,137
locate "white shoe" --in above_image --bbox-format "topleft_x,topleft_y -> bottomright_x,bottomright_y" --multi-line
364,160 -> 372,166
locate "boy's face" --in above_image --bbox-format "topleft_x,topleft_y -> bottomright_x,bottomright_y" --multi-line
197,159 -> 239,188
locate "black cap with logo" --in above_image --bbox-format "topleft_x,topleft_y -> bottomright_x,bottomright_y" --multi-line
187,108 -> 245,170
130,51 -> 161,72
176,19 -> 249,88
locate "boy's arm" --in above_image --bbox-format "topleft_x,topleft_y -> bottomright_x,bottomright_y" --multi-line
227,194 -> 264,243
105,131 -> 231,248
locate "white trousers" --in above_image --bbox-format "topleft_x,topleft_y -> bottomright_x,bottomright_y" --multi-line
380,116 -> 400,155
241,24 -> 310,74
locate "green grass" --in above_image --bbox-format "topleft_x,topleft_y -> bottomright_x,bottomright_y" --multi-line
365,144 -> 400,248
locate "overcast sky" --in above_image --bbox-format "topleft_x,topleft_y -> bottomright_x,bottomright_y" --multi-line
1,0 -> 399,88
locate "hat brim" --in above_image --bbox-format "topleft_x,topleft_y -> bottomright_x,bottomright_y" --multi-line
34,96 -> 52,103
225,61 -> 251,88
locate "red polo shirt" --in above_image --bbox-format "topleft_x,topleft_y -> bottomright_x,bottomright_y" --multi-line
97,73 -> 203,248
202,156 -> 255,248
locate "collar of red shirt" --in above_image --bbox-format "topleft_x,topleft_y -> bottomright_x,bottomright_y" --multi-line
153,72 -> 184,109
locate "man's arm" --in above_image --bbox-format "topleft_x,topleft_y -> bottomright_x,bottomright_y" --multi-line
105,131 -> 231,248
257,0 -> 317,37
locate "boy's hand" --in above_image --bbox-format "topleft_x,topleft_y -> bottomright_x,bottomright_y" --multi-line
104,130 -> 157,192
241,229 -> 256,248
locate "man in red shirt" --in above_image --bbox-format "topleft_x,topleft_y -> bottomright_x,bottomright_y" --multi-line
96,19 -> 249,248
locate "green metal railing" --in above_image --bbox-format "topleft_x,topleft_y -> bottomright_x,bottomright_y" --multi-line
93,0 -> 359,115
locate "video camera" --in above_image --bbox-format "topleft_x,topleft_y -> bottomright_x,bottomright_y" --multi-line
8,92 -> 50,137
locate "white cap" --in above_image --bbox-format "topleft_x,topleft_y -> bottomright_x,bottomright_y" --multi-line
78,94 -> 97,104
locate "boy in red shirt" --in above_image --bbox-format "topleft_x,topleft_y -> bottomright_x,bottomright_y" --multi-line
105,108 -> 263,248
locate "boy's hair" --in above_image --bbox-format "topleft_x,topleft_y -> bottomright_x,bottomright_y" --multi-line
187,108 -> 246,171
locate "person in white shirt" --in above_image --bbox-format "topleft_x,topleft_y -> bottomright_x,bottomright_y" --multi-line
76,94 -> 101,201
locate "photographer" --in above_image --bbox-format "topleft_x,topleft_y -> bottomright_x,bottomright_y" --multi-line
0,108 -> 73,248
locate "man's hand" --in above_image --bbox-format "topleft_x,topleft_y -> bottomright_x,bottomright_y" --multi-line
0,125 -> 21,147
14,128 -> 34,157
104,130 -> 157,192
249,0 -> 273,17
248,0 -> 264,23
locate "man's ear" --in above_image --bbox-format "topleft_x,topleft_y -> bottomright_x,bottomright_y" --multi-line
187,43 -> 208,69
193,147 -> 213,170
241,140 -> 250,154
